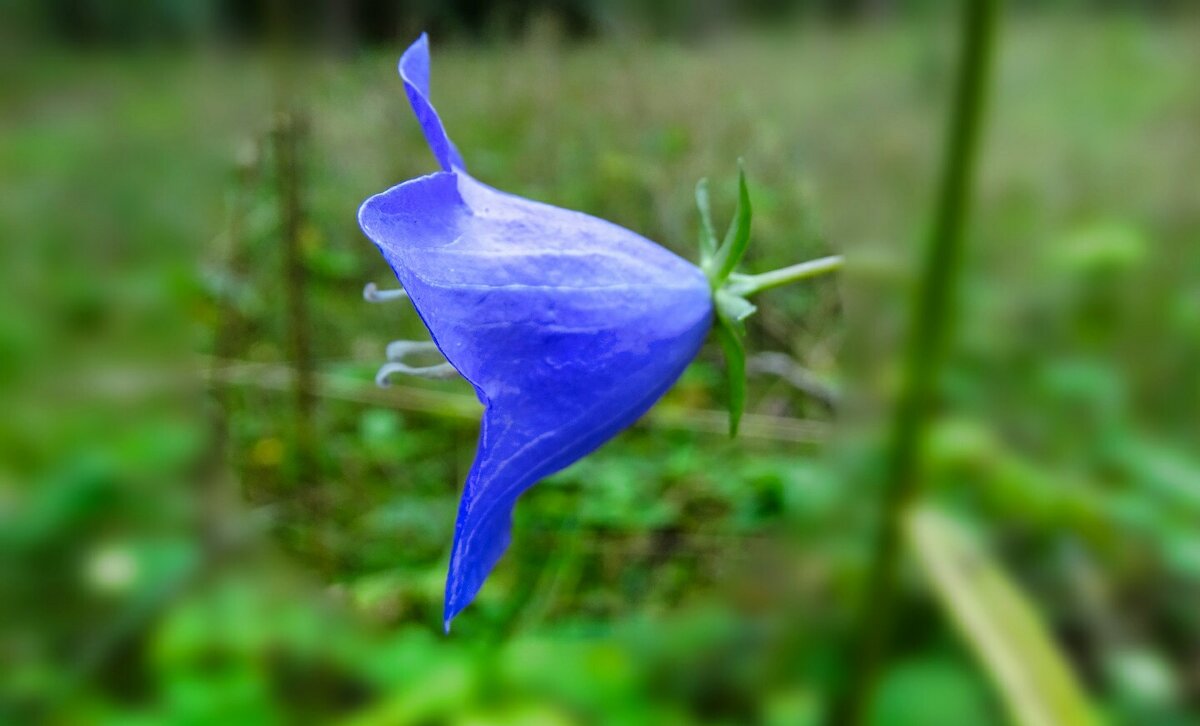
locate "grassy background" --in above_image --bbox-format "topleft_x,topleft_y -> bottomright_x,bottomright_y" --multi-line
2,14 -> 1198,724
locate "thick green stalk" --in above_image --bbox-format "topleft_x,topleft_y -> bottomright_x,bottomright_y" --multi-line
833,1 -> 1000,723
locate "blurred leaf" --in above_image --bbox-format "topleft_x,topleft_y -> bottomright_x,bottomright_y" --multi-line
308,247 -> 362,281
907,506 -> 1097,726
872,655 -> 999,726
1104,647 -> 1179,713
339,656 -> 475,726
1112,436 -> 1200,514
1051,221 -> 1147,275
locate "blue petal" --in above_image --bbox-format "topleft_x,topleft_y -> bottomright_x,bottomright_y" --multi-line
360,37 -> 714,629
399,34 -> 467,173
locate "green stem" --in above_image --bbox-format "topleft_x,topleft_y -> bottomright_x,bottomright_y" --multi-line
726,255 -> 844,297
833,1 -> 1000,724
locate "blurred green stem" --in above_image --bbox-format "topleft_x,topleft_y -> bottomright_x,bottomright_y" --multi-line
834,1 -> 1000,723
725,255 -> 843,297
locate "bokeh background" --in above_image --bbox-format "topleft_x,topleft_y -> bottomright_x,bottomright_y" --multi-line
2,1 -> 1197,723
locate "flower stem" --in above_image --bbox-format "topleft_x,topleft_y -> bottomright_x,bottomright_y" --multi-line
726,255 -> 844,297
832,0 -> 1000,724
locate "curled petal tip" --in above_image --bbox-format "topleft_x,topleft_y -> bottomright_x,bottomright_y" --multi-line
398,34 -> 466,173
397,34 -> 430,93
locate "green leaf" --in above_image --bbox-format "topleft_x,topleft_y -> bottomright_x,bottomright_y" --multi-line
907,506 -> 1098,726
713,321 -> 745,437
695,178 -> 718,267
710,159 -> 752,284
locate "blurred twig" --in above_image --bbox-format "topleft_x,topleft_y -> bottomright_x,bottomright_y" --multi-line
198,358 -> 830,444
747,351 -> 841,411
79,357 -> 831,443
271,109 -> 318,487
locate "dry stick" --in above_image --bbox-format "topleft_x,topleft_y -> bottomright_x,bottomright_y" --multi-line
832,0 -> 1000,723
747,352 -> 841,411
273,109 -> 318,488
264,0 -> 317,488
271,106 -> 336,588
264,3 -> 333,597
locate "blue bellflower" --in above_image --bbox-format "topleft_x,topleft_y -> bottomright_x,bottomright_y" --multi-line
358,35 -> 713,629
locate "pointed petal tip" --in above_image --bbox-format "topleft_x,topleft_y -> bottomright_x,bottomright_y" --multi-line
393,31 -> 466,173
398,33 -> 430,81
443,597 -> 465,634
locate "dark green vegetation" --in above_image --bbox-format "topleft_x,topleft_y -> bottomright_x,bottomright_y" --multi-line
2,16 -> 1198,724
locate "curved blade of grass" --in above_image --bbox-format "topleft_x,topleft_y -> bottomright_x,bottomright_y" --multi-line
907,506 -> 1098,726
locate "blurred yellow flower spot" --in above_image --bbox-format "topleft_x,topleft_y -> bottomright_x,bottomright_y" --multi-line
252,437 -> 285,467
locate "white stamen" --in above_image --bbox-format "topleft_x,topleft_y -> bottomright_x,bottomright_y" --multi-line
375,361 -> 459,386
386,339 -> 440,361
363,282 -> 409,303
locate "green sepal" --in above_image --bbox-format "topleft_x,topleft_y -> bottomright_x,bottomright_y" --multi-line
695,178 -> 718,268
713,314 -> 746,437
713,288 -> 756,436
715,288 -> 757,334
692,161 -> 844,436
709,159 -> 752,286
694,161 -> 756,436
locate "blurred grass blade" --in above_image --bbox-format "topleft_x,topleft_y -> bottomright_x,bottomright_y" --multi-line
711,160 -> 752,283
907,506 -> 1097,726
695,177 -> 718,267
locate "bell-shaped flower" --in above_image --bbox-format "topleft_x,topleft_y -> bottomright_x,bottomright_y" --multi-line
358,34 -> 713,629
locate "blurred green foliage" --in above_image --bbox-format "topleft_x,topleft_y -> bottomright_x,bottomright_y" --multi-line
1,12 -> 1198,725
